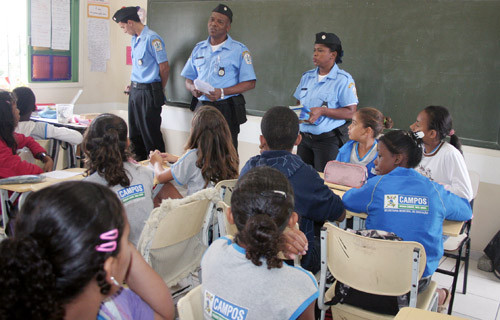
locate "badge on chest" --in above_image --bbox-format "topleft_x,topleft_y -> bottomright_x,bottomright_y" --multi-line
218,67 -> 225,77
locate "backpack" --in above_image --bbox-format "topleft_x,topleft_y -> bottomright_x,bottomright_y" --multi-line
484,230 -> 500,280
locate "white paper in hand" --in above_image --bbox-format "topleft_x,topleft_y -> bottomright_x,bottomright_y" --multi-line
194,79 -> 214,95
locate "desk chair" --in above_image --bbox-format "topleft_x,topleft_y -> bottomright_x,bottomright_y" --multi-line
137,188 -> 220,289
177,284 -> 203,320
213,179 -> 237,238
394,307 -> 467,320
318,223 -> 438,320
436,170 -> 480,315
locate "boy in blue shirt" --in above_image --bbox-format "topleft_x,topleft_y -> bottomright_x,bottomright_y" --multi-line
241,106 -> 345,273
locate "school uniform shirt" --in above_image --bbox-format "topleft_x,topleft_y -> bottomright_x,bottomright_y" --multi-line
336,140 -> 378,179
241,150 -> 344,273
16,120 -> 83,145
294,64 -> 358,135
171,149 -> 213,196
342,167 -> 472,277
98,288 -> 153,320
85,162 -> 154,247
0,133 -> 45,178
416,141 -> 473,201
181,35 -> 257,101
131,26 -> 168,83
201,237 -> 319,320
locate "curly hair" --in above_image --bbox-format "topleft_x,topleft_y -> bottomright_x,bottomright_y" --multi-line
232,167 -> 294,269
185,106 -> 239,186
379,130 -> 423,168
82,113 -> 133,187
0,181 -> 125,319
357,107 -> 393,138
0,90 -> 18,154
423,105 -> 462,154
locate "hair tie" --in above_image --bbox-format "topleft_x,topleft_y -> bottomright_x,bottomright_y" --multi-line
448,129 -> 455,136
95,228 -> 119,252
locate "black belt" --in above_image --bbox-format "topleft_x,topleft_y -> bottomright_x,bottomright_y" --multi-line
131,81 -> 162,90
301,122 -> 349,140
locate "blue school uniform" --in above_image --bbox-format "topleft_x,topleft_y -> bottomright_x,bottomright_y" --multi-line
293,64 -> 358,135
342,167 -> 472,277
336,140 -> 378,179
131,26 -> 168,83
181,35 -> 256,102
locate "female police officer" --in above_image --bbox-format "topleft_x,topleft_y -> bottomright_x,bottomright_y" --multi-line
294,32 -> 358,172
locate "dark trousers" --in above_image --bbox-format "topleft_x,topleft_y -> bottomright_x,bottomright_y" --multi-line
196,95 -> 247,151
297,122 -> 349,172
129,82 -> 166,160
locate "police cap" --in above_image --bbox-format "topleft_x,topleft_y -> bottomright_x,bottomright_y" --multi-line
212,4 -> 233,23
315,32 -> 341,46
113,6 -> 139,23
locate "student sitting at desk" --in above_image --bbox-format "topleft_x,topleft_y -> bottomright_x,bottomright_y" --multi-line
342,130 -> 472,311
13,86 -> 83,146
241,106 -> 345,274
0,90 -> 53,178
336,107 -> 393,179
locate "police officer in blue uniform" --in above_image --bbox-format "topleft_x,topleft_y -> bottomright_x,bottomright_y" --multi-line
113,6 -> 169,160
294,32 -> 358,172
181,4 -> 256,150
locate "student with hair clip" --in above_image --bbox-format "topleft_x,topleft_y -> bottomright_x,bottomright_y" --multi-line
83,113 -> 155,247
201,166 -> 318,320
342,130 -> 472,312
150,105 -> 239,200
410,105 -> 473,201
13,86 -> 83,145
241,106 -> 345,274
0,90 -> 53,178
336,107 -> 393,178
0,181 -> 174,320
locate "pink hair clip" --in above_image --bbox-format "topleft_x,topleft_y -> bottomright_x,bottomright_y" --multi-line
95,228 -> 119,252
448,129 -> 455,136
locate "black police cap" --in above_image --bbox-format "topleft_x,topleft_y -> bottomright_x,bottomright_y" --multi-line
212,4 -> 233,23
315,32 -> 341,46
113,6 -> 139,23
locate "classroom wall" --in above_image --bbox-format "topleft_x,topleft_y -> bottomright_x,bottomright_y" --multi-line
24,0 -> 498,259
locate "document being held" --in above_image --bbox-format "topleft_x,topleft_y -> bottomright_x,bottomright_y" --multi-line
194,79 -> 215,95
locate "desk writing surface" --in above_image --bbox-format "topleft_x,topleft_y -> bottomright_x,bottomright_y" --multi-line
395,307 -> 465,319
0,168 -> 86,193
30,116 -> 88,132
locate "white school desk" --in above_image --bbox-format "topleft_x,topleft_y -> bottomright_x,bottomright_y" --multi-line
0,168 -> 85,228
318,172 -> 465,237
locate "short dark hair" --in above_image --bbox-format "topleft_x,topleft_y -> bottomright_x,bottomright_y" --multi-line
261,106 -> 299,150
0,181 -> 125,318
379,130 -> 423,168
232,166 -> 294,269
13,87 -> 36,117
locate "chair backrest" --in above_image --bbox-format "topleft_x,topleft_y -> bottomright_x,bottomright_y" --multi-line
177,285 -> 203,320
324,222 -> 426,296
137,188 -> 220,287
216,201 -> 239,237
215,179 -> 238,206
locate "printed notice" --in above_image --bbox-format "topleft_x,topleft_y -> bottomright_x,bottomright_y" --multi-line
31,0 -> 51,47
88,4 -> 110,19
51,0 -> 71,50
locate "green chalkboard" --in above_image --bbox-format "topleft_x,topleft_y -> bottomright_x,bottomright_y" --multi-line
149,0 -> 500,149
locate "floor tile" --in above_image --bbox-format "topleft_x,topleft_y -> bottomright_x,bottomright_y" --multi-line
452,311 -> 483,320
456,273 -> 500,300
452,293 -> 499,320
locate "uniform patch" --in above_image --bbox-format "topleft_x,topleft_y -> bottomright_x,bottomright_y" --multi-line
242,51 -> 252,65
152,39 -> 163,52
384,194 -> 429,214
117,184 -> 145,204
348,82 -> 358,98
204,289 -> 248,320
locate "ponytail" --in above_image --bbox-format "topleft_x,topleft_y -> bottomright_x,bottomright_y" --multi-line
0,237 -> 63,319
82,114 -> 132,187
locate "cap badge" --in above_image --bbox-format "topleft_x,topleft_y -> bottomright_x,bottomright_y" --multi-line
322,35 -> 326,40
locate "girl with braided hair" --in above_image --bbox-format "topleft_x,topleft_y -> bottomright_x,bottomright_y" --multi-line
201,166 -> 318,320
0,181 -> 174,319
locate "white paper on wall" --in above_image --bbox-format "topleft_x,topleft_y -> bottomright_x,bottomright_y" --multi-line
31,0 -> 51,47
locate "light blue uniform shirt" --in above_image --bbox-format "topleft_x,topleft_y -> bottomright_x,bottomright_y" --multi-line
181,35 -> 256,101
294,64 -> 358,135
131,26 -> 168,83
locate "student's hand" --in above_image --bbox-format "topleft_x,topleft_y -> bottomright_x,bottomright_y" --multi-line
42,156 -> 54,172
281,228 -> 308,260
149,150 -> 163,165
207,88 -> 222,102
307,107 -> 324,124
160,152 -> 178,164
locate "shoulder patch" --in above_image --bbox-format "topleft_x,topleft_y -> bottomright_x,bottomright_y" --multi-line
348,82 -> 357,97
242,50 -> 252,65
152,39 -> 163,52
